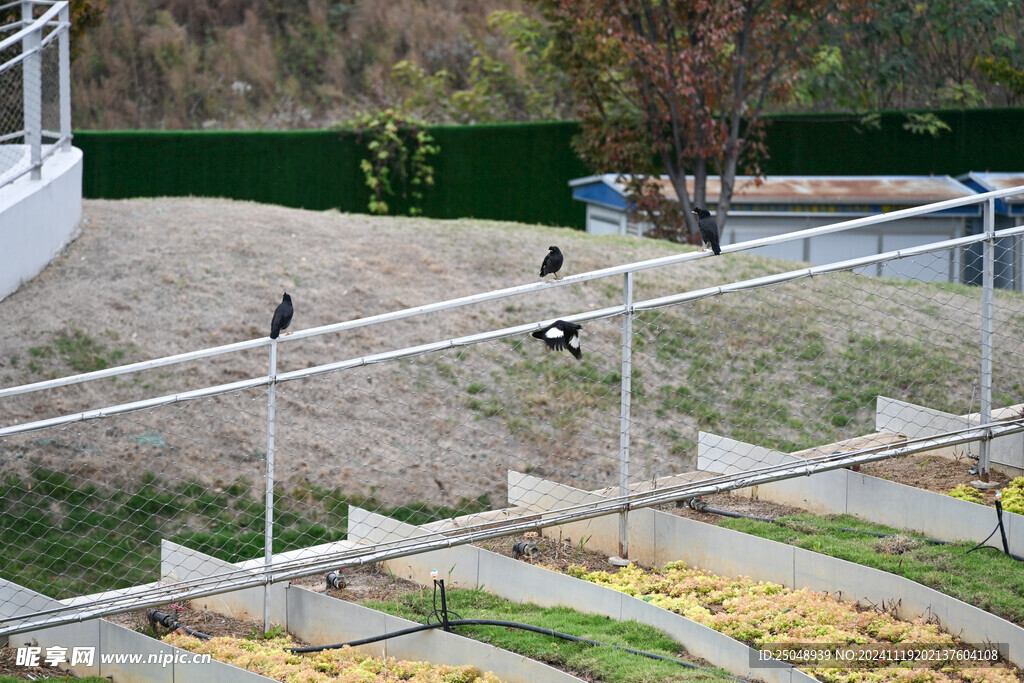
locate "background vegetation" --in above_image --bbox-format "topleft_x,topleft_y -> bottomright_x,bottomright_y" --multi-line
67,0 -> 1024,131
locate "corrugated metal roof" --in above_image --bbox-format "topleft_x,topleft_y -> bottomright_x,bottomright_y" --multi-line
611,174 -> 975,204
962,172 -> 1024,204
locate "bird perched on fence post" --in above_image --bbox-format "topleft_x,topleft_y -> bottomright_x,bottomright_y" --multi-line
540,246 -> 563,281
691,207 -> 721,256
532,319 -> 582,360
270,292 -> 293,339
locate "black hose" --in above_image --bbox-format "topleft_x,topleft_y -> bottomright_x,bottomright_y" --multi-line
995,499 -> 1010,555
699,506 -> 776,524
148,609 -> 213,640
700,501 -> 1024,563
285,617 -> 750,682
291,578 -> 747,680
966,497 -> 1024,561
699,506 -> 951,545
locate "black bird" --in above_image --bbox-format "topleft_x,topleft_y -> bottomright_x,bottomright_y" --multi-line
691,207 -> 721,256
270,292 -> 293,339
540,246 -> 564,280
532,320 -> 582,360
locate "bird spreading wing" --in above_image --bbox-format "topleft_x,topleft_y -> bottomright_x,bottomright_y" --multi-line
691,207 -> 721,256
532,320 -> 582,360
270,292 -> 293,339
540,246 -> 563,280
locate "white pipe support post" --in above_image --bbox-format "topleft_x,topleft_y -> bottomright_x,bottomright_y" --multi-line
618,271 -> 634,561
980,198 -> 995,480
58,2 -> 71,150
264,340 -> 278,633
21,1 -> 41,179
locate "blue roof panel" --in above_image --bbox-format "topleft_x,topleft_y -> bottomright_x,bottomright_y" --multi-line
571,179 -> 629,211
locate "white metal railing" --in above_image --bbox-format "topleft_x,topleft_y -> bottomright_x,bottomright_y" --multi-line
1,184 -> 1023,637
0,0 -> 71,187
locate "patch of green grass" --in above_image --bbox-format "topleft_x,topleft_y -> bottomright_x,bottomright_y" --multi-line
362,588 -> 732,682
26,328 -> 132,376
719,513 -> 1024,624
0,471 -> 488,598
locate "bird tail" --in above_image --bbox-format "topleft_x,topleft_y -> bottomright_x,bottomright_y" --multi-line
712,241 -> 721,256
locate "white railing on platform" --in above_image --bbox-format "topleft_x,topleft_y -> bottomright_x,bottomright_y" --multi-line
0,0 -> 71,187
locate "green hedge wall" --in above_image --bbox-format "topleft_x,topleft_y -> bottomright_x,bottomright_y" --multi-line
74,121 -> 591,229
73,109 -> 1024,230
761,108 -> 1024,176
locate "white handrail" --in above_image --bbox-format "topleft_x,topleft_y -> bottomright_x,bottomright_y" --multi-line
0,0 -> 63,54
2,184 -> 1022,404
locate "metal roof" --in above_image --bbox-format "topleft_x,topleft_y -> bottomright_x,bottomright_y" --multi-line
571,173 -> 982,216
959,172 -> 1024,215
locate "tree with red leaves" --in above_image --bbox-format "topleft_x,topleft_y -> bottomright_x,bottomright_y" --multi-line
531,0 -> 869,239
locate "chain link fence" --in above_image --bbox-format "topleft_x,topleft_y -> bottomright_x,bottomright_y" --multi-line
2,191 -> 1024,638
0,1 -> 71,187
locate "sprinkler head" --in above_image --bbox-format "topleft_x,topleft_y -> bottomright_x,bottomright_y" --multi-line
325,571 -> 346,590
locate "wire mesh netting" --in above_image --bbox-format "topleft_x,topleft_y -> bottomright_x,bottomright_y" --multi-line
2,224 -> 1024,634
0,4 -> 68,187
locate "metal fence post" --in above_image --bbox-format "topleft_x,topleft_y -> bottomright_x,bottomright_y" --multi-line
21,1 -> 41,179
979,198 -> 995,480
617,271 -> 634,561
58,2 -> 71,151
264,340 -> 278,632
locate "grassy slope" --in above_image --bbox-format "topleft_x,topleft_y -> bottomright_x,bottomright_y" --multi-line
718,514 -> 1024,625
362,587 -> 732,683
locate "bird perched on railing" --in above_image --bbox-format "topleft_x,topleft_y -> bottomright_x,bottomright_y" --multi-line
270,292 -> 293,339
540,245 -> 564,281
691,207 -> 721,256
532,320 -> 582,360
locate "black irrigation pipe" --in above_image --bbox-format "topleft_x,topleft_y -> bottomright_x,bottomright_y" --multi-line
696,501 -> 1024,561
966,497 -> 1024,562
285,618 -> 752,682
148,609 -> 213,640
693,502 -> 952,545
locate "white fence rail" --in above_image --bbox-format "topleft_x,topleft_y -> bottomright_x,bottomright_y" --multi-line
1,185 -> 1024,637
0,0 -> 71,187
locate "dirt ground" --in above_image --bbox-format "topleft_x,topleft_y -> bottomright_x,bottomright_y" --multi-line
1,198 -> 1017,509
0,197 -> 712,507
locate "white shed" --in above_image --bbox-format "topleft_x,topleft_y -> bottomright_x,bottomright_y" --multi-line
570,174 -> 981,284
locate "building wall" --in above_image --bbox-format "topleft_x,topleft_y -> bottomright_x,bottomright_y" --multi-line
0,148 -> 83,301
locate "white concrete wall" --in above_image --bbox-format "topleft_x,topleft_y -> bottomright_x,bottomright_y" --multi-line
877,396 -> 1024,474
0,577 -> 271,682
505,472 -> 1024,667
0,147 -> 83,301
696,431 -> 1023,551
347,507 -> 814,683
163,540 -> 583,683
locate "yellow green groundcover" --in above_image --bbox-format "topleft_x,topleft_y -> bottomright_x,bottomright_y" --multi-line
564,561 -> 1019,683
948,477 -> 1024,513
164,633 -> 500,683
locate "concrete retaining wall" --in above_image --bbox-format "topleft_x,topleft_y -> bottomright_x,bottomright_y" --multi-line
877,396 -> 1024,474
347,506 -> 813,683
695,431 -> 1023,552
0,577 -> 271,682
162,540 -> 582,683
0,147 -> 82,301
506,472 -> 1024,667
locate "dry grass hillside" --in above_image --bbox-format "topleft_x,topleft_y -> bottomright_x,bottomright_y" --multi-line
72,0 -> 542,129
1,198 -> 1022,509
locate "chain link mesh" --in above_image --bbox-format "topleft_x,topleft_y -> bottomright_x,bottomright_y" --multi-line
2,219 -> 1024,632
0,5 -> 68,187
